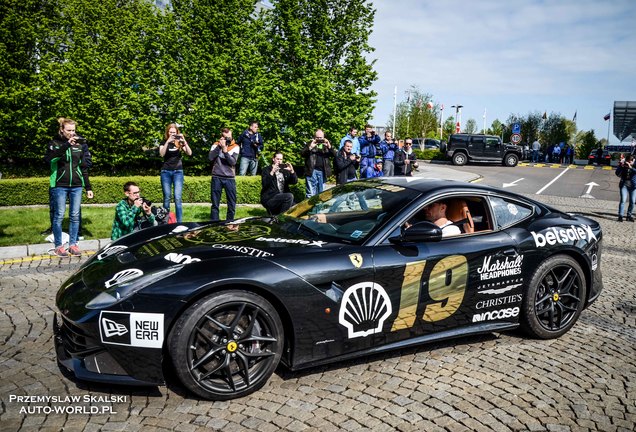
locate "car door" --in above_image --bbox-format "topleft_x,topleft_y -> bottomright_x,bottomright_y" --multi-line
368,200 -> 520,347
469,135 -> 485,158
483,136 -> 503,160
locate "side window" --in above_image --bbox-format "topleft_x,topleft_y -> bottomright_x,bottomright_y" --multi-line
470,136 -> 485,147
452,135 -> 469,146
489,196 -> 533,229
485,137 -> 500,149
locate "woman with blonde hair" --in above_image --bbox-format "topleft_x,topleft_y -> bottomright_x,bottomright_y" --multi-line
44,117 -> 94,257
159,123 -> 192,222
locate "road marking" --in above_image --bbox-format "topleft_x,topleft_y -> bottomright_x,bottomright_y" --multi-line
535,167 -> 570,195
580,182 -> 599,199
503,178 -> 524,188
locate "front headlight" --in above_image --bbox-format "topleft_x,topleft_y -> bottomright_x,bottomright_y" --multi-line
86,266 -> 181,309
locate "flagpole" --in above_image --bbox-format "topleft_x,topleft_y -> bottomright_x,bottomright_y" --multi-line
440,104 -> 444,140
606,111 -> 611,146
483,108 -> 487,134
392,86 -> 397,137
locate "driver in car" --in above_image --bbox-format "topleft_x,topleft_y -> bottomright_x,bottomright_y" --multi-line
406,201 -> 461,237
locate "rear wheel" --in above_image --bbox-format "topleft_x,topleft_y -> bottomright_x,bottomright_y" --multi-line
452,152 -> 467,166
520,255 -> 586,339
169,291 -> 284,400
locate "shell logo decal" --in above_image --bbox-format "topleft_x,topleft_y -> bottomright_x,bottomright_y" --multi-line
339,282 -> 392,339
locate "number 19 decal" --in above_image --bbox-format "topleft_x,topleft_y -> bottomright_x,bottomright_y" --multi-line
391,255 -> 468,330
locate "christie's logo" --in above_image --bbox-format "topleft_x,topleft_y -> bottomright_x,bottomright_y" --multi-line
472,307 -> 519,323
477,255 -> 523,280
531,225 -> 596,248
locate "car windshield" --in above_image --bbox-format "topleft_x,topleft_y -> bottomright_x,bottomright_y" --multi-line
280,181 -> 420,243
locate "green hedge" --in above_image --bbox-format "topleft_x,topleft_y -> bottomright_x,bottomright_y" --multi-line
0,176 -> 306,207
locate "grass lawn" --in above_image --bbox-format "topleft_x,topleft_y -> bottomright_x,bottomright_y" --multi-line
0,204 -> 267,247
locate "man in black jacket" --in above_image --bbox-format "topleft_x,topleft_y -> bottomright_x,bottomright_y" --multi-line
260,152 -> 298,215
301,129 -> 337,198
394,139 -> 419,176
335,140 -> 360,184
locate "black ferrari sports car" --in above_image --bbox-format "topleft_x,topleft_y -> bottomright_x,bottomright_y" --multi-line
54,178 -> 603,400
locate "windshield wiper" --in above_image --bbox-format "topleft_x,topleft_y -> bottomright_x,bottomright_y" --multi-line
296,220 -> 320,236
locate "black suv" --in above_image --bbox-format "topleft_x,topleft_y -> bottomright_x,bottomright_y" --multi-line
444,134 -> 522,167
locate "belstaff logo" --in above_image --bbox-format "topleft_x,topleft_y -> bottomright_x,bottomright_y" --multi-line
104,269 -> 143,289
97,245 -> 128,261
349,253 -> 363,268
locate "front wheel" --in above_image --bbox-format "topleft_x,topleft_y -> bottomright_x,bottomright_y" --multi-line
169,290 -> 284,400
504,153 -> 519,167
520,255 -> 587,339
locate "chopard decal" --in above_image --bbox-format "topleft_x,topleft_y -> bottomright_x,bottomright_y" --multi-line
255,237 -> 327,247
164,253 -> 201,264
477,254 -> 523,280
104,269 -> 143,289
99,311 -> 164,348
472,307 -> 519,323
476,294 -> 522,309
339,282 -> 392,338
212,244 -> 273,258
531,224 -> 597,247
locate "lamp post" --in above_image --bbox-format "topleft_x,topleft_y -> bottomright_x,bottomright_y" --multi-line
451,104 -> 463,133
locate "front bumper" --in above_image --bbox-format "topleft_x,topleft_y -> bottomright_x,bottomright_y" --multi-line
54,313 -> 160,386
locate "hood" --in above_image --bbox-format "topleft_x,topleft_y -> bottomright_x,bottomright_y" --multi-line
80,218 -> 341,288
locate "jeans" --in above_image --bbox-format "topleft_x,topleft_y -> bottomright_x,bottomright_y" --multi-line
264,193 -> 295,215
160,169 -> 184,222
305,170 -> 325,198
52,186 -> 83,248
532,150 -> 539,163
238,157 -> 258,176
618,185 -> 636,217
210,176 -> 237,221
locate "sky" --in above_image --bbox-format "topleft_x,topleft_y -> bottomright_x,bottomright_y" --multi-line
367,0 -> 636,143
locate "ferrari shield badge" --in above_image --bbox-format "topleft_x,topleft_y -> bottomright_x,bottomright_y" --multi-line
349,253 -> 363,268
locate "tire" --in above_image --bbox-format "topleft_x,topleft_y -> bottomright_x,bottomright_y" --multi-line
169,290 -> 284,400
520,255 -> 587,339
504,153 -> 519,167
452,152 -> 467,166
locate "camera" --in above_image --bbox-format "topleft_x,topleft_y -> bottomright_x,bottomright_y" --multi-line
316,138 -> 325,144
74,136 -> 87,145
140,197 -> 152,207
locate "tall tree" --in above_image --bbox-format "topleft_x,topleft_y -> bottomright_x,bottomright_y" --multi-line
464,119 -> 477,134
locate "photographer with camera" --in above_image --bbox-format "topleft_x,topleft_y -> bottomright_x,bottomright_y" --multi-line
260,152 -> 298,215
209,128 -> 239,222
335,139 -> 360,184
301,129 -> 337,198
237,121 -> 264,176
380,131 -> 399,176
159,123 -> 192,223
44,117 -> 94,257
358,124 -> 381,178
616,154 -> 635,222
110,182 -> 156,240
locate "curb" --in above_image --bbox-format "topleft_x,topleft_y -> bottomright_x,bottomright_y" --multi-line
0,238 -> 112,261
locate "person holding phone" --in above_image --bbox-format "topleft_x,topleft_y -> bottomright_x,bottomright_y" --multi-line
260,152 -> 298,215
301,129 -> 337,198
159,123 -> 192,223
45,117 -> 94,257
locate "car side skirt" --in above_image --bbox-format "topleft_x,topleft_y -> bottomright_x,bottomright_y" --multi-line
288,322 -> 518,371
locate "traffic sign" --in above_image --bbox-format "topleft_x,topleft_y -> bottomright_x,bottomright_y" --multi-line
511,133 -> 522,144
512,123 -> 521,134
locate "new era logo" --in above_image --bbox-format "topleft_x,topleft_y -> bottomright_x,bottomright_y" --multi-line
101,318 -> 128,337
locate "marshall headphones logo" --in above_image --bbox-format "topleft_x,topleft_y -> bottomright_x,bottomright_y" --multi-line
104,269 -> 143,289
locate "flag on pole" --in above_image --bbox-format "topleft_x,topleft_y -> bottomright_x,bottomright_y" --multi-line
572,111 -> 577,122
603,112 -> 611,121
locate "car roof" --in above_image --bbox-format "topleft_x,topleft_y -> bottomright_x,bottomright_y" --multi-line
360,177 -> 511,196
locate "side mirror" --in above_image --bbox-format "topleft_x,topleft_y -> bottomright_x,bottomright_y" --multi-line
390,221 -> 443,244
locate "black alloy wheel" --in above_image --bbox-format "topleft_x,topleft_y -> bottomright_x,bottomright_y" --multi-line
521,255 -> 587,339
169,291 -> 284,400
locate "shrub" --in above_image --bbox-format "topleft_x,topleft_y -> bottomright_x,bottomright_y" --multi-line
0,176 -> 306,207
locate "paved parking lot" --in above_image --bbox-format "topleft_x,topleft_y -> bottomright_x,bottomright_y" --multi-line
1,195 -> 634,432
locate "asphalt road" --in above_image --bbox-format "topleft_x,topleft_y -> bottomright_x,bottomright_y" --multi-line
1,192 -> 634,432
449,162 -> 618,202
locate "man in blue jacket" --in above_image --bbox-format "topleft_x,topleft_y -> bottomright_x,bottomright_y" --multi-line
358,124 -> 381,178
237,121 -> 264,176
380,131 -> 399,176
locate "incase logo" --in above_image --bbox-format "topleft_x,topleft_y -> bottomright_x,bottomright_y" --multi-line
472,307 -> 519,323
531,225 -> 596,248
99,311 -> 164,348
477,255 -> 523,280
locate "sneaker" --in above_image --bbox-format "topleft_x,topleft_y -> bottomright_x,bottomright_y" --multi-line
53,246 -> 68,257
68,245 -> 81,256
618,216 -> 623,222
627,215 -> 635,222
